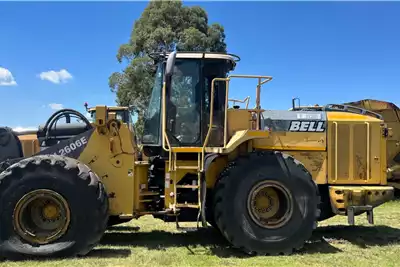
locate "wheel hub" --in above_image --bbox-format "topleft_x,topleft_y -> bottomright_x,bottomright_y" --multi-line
247,180 -> 293,229
13,189 -> 71,245
42,204 -> 59,220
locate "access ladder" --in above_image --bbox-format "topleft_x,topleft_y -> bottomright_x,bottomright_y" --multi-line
168,147 -> 207,229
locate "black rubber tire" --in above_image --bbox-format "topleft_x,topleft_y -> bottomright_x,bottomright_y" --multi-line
205,189 -> 219,229
0,155 -> 109,260
212,151 -> 320,256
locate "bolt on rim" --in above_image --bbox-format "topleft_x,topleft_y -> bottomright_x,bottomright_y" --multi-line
247,180 -> 294,229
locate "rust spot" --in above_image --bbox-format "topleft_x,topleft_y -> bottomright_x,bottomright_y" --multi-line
300,152 -> 324,172
356,154 -> 366,180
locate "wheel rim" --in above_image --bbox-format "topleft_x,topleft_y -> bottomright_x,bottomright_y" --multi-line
13,189 -> 71,245
247,180 -> 293,229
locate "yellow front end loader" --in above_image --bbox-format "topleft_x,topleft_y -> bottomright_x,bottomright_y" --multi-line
0,51 -> 394,259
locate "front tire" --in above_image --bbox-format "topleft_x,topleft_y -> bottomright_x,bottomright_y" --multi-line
212,151 -> 320,255
0,155 -> 109,259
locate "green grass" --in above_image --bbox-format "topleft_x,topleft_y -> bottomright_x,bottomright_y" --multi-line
1,201 -> 400,267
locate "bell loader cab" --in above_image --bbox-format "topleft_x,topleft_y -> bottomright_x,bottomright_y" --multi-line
141,51 -> 237,156
0,51 -> 394,260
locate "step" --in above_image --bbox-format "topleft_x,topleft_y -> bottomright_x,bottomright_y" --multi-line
176,227 -> 199,232
176,203 -> 200,208
139,199 -> 153,203
176,185 -> 199,189
175,165 -> 199,170
171,147 -> 203,153
140,191 -> 160,196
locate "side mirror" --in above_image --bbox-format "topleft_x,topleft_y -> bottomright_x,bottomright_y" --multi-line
165,51 -> 177,78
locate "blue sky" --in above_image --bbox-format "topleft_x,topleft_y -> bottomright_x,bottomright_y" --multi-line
1,1 -> 399,129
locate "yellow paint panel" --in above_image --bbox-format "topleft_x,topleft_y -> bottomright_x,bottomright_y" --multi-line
341,99 -> 400,171
206,130 -> 270,154
253,132 -> 326,151
329,186 -> 393,215
247,131 -> 271,137
171,147 -> 203,153
327,120 -> 385,185
255,146 -> 325,151
18,135 -> 40,157
286,151 -> 328,184
327,111 -> 382,122
227,109 -> 252,138
78,125 -> 136,216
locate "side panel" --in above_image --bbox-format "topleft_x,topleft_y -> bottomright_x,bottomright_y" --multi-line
327,112 -> 386,185
18,134 -> 40,157
77,126 -> 136,217
342,99 -> 400,166
255,110 -> 327,151
227,109 -> 252,138
37,129 -> 94,158
285,151 -> 328,184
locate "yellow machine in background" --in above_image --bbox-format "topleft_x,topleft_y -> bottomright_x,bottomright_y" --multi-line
0,51 -> 394,260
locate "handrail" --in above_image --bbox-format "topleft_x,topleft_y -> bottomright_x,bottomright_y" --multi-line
203,77 -> 230,151
161,81 -> 168,152
201,77 -> 229,171
324,104 -> 383,120
203,74 -> 273,152
228,75 -> 272,130
161,81 -> 174,171
162,73 -> 273,172
229,96 -> 250,109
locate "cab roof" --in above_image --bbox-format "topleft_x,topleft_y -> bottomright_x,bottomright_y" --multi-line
149,51 -> 240,68
88,106 -> 128,112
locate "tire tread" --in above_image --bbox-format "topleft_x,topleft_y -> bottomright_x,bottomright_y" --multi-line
212,150 -> 321,256
0,154 -> 109,259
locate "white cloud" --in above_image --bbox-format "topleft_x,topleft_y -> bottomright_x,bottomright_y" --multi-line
39,69 -> 73,84
0,67 -> 17,86
48,103 -> 64,110
13,126 -> 37,132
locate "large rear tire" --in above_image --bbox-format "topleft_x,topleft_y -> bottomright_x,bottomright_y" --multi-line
212,151 -> 320,255
0,155 -> 109,259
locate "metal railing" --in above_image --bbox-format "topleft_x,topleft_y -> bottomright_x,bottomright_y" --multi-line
203,75 -> 273,149
162,74 -> 273,171
229,96 -> 250,109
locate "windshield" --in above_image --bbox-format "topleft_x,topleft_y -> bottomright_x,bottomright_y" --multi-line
142,63 -> 163,144
88,110 -> 129,124
167,60 -> 201,146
